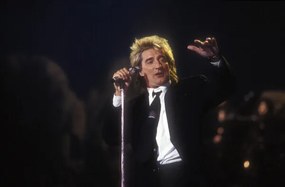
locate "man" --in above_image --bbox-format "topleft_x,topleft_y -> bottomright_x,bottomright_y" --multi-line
104,35 -> 235,187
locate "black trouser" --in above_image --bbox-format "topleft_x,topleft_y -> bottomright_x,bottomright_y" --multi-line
134,161 -> 206,187
158,161 -> 186,187
134,161 -> 185,187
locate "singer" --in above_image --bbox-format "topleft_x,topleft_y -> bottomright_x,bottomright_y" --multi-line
103,35 -> 235,187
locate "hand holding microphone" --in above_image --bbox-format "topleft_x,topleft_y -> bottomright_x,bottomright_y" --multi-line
112,66 -> 140,96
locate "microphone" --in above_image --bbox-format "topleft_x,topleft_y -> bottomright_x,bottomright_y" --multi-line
112,66 -> 140,84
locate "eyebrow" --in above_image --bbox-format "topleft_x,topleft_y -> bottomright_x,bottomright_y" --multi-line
145,57 -> 154,62
144,54 -> 165,62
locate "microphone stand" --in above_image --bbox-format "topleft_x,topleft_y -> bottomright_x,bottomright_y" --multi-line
113,67 -> 139,187
119,81 -> 126,187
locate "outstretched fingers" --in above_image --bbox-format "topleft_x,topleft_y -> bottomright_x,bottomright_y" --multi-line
187,37 -> 220,59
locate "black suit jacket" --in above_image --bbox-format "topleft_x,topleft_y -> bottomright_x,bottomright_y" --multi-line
103,58 -> 235,185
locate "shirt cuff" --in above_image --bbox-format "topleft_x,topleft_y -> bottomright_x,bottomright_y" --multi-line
113,95 -> 122,107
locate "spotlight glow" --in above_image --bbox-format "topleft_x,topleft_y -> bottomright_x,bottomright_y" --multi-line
243,160 -> 250,169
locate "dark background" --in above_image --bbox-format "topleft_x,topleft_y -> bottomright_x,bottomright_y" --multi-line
1,0 -> 284,100
1,0 -> 285,186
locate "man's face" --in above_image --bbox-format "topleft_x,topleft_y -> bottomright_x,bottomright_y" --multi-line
139,48 -> 170,88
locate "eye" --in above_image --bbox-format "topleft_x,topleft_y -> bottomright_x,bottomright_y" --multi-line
145,59 -> 153,64
159,56 -> 167,63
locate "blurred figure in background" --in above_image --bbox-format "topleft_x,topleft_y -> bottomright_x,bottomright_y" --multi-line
0,55 -> 86,187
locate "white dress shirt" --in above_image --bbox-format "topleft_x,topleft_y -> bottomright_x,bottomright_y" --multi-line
113,83 -> 182,165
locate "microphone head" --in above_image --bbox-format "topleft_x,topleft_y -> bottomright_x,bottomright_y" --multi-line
129,66 -> 140,74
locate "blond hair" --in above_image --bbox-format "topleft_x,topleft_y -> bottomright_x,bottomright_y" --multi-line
129,35 -> 179,84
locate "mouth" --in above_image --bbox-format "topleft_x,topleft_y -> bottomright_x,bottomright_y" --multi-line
154,72 -> 164,77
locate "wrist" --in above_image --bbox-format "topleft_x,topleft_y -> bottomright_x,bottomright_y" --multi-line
114,90 -> 121,96
208,55 -> 221,62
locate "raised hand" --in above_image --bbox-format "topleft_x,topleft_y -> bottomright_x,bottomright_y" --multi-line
187,37 -> 221,61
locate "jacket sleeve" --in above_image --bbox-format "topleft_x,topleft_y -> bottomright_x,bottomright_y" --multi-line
102,96 -> 121,146
206,56 -> 236,107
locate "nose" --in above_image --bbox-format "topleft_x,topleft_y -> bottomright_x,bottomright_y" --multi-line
153,59 -> 162,69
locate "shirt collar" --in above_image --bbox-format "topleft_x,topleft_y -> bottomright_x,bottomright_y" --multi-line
147,82 -> 170,96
